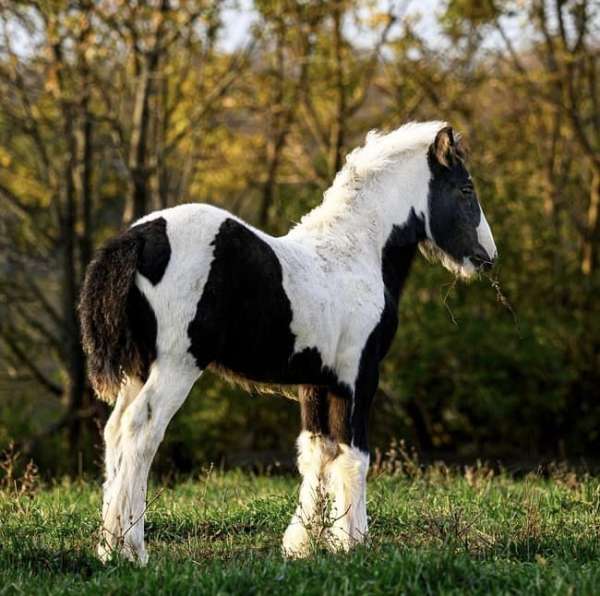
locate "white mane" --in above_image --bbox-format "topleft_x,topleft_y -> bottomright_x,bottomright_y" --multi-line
294,121 -> 446,233
342,120 -> 446,180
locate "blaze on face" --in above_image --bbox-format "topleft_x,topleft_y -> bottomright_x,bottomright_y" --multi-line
424,126 -> 497,278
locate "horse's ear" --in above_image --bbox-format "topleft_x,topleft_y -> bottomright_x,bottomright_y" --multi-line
432,126 -> 455,168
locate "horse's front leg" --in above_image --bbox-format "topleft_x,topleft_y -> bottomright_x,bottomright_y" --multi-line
283,386 -> 335,558
324,378 -> 375,551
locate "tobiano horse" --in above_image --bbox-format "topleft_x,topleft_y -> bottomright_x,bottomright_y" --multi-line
79,122 -> 497,564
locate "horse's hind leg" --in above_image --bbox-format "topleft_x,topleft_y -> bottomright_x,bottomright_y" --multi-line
101,377 -> 144,523
99,360 -> 200,564
282,386 -> 336,558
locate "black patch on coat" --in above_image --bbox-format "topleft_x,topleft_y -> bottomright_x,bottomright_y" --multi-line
188,219 -> 347,393
134,217 -> 171,285
126,284 -> 158,384
426,147 -> 487,264
349,328 -> 381,451
350,212 -> 425,451
378,209 -> 425,363
123,217 -> 168,383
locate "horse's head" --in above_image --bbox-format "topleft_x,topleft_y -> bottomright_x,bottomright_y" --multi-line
422,126 -> 497,278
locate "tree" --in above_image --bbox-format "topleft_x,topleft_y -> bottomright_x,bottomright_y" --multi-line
0,0 -> 248,470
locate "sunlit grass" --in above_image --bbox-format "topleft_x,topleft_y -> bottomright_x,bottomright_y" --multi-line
1,467 -> 600,595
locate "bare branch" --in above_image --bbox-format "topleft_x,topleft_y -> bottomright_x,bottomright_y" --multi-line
0,331 -> 63,397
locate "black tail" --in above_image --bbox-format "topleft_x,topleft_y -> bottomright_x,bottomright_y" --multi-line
79,230 -> 144,403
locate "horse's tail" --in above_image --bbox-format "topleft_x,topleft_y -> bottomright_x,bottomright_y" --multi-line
78,230 -> 144,404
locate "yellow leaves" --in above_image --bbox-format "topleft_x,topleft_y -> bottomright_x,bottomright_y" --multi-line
63,13 -> 90,36
151,8 -> 165,29
444,0 -> 499,24
84,45 -> 98,62
44,68 -> 60,96
180,77 -> 195,97
0,166 -> 51,208
189,130 -> 260,203
366,11 -> 394,29
0,146 -> 12,168
174,10 -> 190,26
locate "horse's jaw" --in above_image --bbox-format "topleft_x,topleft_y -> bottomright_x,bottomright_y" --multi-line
419,240 -> 478,281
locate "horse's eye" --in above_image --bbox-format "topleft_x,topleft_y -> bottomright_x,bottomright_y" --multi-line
461,185 -> 474,196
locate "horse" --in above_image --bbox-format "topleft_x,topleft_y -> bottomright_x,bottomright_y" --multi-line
79,121 -> 497,564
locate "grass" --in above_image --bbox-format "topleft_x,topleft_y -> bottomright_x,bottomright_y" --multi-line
1,461 -> 600,595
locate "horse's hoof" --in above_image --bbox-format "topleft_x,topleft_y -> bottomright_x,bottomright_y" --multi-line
97,539 -> 148,566
282,523 -> 311,558
135,549 -> 149,566
96,541 -> 113,563
323,526 -> 354,553
122,542 -> 148,566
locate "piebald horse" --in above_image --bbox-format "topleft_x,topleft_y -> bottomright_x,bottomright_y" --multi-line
79,122 -> 497,564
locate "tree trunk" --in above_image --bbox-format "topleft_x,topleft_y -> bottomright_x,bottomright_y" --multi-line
124,0 -> 169,223
125,64 -> 153,223
62,110 -> 87,461
581,168 -> 600,276
330,4 -> 347,178
77,79 -> 94,275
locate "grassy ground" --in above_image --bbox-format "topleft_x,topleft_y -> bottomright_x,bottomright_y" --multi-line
1,463 -> 600,595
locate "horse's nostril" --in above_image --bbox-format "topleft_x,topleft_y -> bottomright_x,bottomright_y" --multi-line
471,253 -> 494,270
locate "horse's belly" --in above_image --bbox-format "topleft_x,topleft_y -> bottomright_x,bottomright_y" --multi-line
211,341 -> 331,387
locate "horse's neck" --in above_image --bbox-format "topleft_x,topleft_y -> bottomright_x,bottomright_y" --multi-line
290,156 -> 428,277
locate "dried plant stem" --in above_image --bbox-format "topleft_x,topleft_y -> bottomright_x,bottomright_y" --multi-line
484,273 -> 521,338
441,277 -> 459,326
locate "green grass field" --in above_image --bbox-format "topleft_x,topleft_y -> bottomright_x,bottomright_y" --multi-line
1,465 -> 600,595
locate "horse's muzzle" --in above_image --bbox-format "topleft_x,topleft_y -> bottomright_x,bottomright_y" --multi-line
470,249 -> 496,271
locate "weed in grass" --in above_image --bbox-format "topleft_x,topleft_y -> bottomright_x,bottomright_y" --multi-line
0,442 -> 40,496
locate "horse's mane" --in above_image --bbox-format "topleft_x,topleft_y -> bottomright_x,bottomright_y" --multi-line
342,120 -> 447,180
294,121 -> 446,232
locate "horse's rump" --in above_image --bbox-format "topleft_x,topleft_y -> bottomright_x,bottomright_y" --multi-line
78,218 -> 169,403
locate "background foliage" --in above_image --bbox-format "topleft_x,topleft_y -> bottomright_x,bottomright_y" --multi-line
0,0 -> 598,477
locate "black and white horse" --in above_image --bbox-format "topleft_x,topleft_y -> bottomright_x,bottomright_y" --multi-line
79,122 -> 497,564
